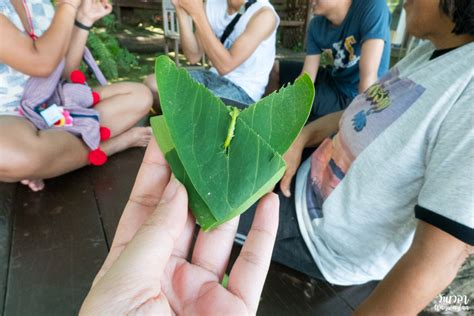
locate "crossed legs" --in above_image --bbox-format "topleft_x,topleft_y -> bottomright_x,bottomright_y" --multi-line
0,82 -> 153,191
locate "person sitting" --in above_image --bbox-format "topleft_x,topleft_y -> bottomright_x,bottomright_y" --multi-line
234,0 -> 472,314
0,0 -> 153,191
278,0 -> 391,121
145,0 -> 279,108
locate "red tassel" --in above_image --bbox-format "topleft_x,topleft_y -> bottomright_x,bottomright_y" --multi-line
70,70 -> 86,84
99,126 -> 111,141
92,91 -> 101,106
88,148 -> 107,166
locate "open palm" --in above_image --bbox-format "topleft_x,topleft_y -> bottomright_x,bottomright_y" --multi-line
80,139 -> 279,315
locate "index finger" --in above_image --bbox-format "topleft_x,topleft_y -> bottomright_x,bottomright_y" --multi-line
227,193 -> 279,314
93,138 -> 171,284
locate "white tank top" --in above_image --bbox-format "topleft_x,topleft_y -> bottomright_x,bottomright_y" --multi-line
0,0 -> 54,115
206,0 -> 279,101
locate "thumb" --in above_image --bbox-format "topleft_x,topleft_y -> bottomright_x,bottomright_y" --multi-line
280,169 -> 294,198
92,176 -> 188,290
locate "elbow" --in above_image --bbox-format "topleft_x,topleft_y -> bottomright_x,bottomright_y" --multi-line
30,59 -> 59,77
215,63 -> 234,76
187,55 -> 202,65
184,50 -> 203,65
216,67 -> 231,76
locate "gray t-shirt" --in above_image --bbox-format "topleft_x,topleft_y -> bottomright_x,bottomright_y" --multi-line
295,41 -> 474,285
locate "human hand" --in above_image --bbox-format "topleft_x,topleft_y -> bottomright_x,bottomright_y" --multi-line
280,136 -> 306,198
80,138 -> 280,315
171,0 -> 188,16
76,0 -> 112,27
177,0 -> 205,17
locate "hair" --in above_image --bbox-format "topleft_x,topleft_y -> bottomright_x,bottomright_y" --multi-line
439,0 -> 474,35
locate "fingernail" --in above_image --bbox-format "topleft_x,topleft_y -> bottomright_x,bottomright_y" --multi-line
160,175 -> 180,204
284,190 -> 291,198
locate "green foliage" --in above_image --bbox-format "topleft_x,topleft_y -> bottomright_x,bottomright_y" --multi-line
87,32 -> 118,79
96,14 -> 117,32
151,56 -> 314,231
87,14 -> 138,80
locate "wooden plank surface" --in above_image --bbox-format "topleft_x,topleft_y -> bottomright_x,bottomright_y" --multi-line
227,245 -> 354,316
88,148 -> 145,247
4,169 -> 108,316
0,183 -> 16,313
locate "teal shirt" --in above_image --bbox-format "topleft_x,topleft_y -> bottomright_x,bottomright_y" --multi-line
306,0 -> 391,98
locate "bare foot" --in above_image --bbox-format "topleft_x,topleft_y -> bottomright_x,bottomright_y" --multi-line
21,179 -> 45,192
103,127 -> 152,156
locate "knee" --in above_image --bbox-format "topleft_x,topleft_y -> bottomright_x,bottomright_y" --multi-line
0,142 -> 43,181
134,83 -> 153,115
143,74 -> 157,93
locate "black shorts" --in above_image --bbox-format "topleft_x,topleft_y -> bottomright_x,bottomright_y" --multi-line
279,60 -> 354,122
236,149 -> 325,280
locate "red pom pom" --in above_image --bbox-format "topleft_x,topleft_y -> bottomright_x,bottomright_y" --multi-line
88,148 -> 107,166
92,91 -> 101,106
70,70 -> 86,84
99,126 -> 111,141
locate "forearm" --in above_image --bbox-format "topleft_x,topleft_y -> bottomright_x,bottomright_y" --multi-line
6,3 -> 78,76
355,253 -> 461,315
37,4 -> 77,59
191,10 -> 234,74
355,222 -> 470,315
299,111 -> 343,147
176,9 -> 202,64
358,39 -> 384,94
358,73 -> 378,94
64,21 -> 89,77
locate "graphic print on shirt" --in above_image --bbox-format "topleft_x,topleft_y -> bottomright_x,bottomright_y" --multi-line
333,36 -> 360,70
352,83 -> 391,131
307,68 -> 426,220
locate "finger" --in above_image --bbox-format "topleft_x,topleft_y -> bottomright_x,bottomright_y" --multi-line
93,138 -> 171,285
171,210 -> 196,259
227,193 -> 279,314
191,216 -> 239,279
91,178 -> 189,295
279,169 -> 294,197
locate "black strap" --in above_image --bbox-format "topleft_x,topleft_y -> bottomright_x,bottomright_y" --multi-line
220,0 -> 256,44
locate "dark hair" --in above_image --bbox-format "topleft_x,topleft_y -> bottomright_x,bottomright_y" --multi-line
439,0 -> 474,35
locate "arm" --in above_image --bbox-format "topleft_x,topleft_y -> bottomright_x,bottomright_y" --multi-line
300,54 -> 320,83
181,1 -> 277,75
280,110 -> 343,197
299,110 -> 343,147
63,0 -> 112,76
0,1 -> 80,77
175,6 -> 204,64
355,221 -> 473,315
358,39 -> 385,93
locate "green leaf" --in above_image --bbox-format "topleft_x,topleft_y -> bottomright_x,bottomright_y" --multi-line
151,56 -> 314,230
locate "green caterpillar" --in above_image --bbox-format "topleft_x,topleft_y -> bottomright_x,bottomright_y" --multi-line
223,107 -> 240,152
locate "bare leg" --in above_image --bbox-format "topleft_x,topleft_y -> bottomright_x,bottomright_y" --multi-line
144,74 -> 162,113
94,82 -> 153,135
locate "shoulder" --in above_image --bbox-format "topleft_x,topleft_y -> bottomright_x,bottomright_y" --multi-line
353,0 -> 389,16
248,6 -> 278,29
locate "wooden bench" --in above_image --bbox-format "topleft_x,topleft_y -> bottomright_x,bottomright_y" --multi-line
114,0 -> 162,23
272,0 -> 312,49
